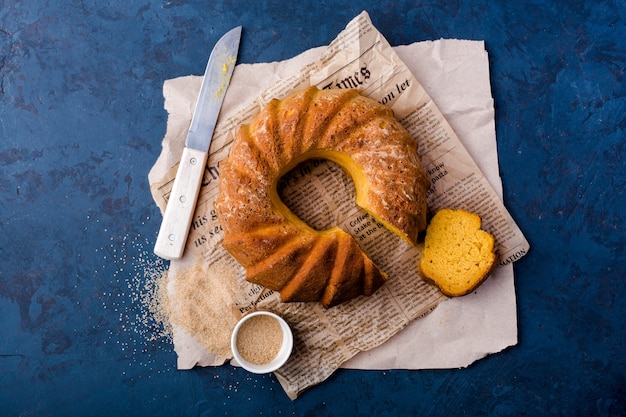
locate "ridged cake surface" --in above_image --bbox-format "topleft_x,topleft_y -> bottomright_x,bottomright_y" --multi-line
215,86 -> 428,307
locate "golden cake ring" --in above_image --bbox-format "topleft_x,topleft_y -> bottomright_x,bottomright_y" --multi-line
215,86 -> 429,307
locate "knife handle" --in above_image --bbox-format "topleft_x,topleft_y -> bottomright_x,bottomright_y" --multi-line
154,147 -> 208,260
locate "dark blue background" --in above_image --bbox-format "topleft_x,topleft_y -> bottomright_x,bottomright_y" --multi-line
1,1 -> 624,416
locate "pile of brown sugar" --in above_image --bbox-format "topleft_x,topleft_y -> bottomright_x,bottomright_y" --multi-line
171,260 -> 241,361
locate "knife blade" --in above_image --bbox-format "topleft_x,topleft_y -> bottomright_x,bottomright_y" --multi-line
154,26 -> 242,260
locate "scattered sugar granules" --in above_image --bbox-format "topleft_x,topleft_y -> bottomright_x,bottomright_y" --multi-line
169,259 -> 241,362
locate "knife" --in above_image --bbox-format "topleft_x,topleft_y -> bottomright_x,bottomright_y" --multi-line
154,26 -> 242,260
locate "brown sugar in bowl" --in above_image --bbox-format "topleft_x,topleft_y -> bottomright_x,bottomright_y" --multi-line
231,311 -> 293,374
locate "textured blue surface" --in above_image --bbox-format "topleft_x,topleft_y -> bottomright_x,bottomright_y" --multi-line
1,1 -> 625,416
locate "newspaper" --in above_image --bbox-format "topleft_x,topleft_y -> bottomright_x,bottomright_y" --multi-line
148,11 -> 529,399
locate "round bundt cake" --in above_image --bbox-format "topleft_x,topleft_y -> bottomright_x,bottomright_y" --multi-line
215,86 -> 429,307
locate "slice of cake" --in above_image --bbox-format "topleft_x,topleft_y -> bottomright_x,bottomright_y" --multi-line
418,208 -> 496,296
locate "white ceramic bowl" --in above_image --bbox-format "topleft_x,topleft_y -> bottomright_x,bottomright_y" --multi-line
231,311 -> 293,374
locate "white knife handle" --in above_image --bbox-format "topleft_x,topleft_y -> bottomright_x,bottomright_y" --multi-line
154,147 -> 208,260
